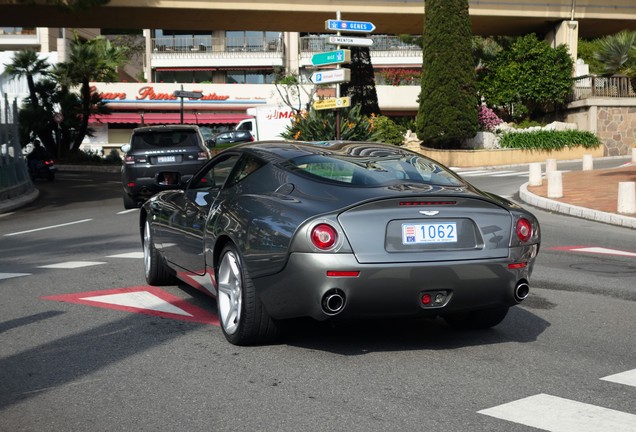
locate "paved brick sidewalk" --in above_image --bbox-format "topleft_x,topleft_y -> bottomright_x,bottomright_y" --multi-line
527,164 -> 636,214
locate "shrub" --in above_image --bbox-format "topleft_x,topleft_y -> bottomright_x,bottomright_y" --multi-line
282,104 -> 381,142
373,116 -> 406,145
477,105 -> 503,132
499,130 -> 601,150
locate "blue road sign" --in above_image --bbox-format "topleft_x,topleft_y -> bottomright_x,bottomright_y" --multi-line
325,19 -> 376,33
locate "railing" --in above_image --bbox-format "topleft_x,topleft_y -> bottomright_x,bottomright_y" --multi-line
570,75 -> 636,101
152,37 -> 283,55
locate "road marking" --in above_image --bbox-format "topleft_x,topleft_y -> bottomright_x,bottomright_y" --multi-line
3,219 -> 92,236
548,246 -> 636,258
117,209 -> 138,215
0,212 -> 15,218
491,171 -> 524,177
41,286 -> 219,325
39,261 -> 106,269
107,252 -> 144,259
601,369 -> 636,387
0,272 -> 31,280
478,393 -> 636,432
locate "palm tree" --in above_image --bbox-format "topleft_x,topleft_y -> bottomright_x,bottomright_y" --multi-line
4,49 -> 54,147
54,35 -> 129,151
594,30 -> 636,76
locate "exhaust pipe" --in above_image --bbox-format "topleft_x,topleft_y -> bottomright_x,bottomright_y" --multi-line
514,281 -> 530,303
322,289 -> 346,315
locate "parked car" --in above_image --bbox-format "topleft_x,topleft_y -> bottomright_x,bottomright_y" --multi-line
121,125 -> 211,209
208,130 -> 254,146
140,141 -> 540,345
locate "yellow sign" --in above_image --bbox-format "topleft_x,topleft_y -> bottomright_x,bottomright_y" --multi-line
313,97 -> 351,111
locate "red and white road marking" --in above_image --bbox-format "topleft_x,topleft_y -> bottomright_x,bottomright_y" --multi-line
548,246 -> 636,258
41,286 -> 219,325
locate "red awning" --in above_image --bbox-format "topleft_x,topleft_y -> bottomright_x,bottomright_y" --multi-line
90,112 -> 251,125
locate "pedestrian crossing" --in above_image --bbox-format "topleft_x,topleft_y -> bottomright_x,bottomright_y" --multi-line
479,368 -> 636,431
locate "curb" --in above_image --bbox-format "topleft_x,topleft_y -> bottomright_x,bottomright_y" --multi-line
0,188 -> 39,214
519,182 -> 636,229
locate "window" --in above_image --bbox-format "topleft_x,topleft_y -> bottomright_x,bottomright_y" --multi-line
190,155 -> 240,191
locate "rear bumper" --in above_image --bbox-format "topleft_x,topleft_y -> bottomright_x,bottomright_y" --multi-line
255,246 -> 538,321
122,162 -> 203,199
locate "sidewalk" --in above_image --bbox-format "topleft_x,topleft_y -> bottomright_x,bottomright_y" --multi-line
519,162 -> 636,229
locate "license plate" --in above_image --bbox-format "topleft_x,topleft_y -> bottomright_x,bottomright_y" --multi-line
157,156 -> 176,163
402,222 -> 458,244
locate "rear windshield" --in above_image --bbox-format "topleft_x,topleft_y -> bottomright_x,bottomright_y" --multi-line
287,154 -> 464,187
131,130 -> 200,150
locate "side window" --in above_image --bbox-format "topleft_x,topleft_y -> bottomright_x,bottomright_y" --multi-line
227,155 -> 265,186
189,155 -> 240,191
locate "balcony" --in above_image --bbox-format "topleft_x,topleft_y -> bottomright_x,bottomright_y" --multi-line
152,36 -> 283,67
0,27 -> 39,50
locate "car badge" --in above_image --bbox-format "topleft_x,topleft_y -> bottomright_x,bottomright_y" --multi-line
419,210 -> 440,216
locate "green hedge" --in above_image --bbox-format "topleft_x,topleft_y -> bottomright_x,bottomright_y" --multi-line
498,130 -> 601,150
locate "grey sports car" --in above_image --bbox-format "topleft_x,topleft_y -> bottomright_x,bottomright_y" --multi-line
140,141 -> 540,345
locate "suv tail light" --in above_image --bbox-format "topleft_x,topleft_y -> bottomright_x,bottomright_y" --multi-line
124,155 -> 136,164
197,151 -> 208,160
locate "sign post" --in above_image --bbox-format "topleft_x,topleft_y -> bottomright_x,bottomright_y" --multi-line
173,86 -> 203,124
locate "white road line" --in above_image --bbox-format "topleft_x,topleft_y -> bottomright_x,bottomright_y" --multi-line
117,209 -> 138,215
107,252 -> 144,259
456,170 -> 490,176
0,273 -> 31,280
491,171 -> 526,177
3,219 -> 93,236
478,393 -> 636,432
0,212 -> 15,218
38,261 -> 106,269
80,291 -> 193,316
601,369 -> 636,387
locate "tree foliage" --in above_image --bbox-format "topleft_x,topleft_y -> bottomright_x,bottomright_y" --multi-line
340,47 -> 380,116
416,0 -> 478,149
54,35 -> 129,152
478,34 -> 573,122
593,30 -> 636,77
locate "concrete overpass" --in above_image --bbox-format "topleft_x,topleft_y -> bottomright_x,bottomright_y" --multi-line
1,0 -> 635,38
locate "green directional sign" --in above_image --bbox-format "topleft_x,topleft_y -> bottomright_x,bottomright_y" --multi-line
311,49 -> 351,67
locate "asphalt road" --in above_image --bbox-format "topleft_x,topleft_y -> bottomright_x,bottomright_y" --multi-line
0,165 -> 634,432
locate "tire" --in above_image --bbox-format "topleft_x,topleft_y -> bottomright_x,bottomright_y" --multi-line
216,244 -> 280,345
444,306 -> 509,330
123,192 -> 138,209
143,220 -> 175,286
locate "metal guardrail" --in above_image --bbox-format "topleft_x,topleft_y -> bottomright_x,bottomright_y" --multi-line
570,75 -> 636,101
0,96 -> 33,203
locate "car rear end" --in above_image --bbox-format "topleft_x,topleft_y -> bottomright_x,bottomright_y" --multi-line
122,126 -> 210,206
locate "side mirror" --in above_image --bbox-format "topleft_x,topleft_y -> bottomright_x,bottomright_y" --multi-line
121,144 -> 131,153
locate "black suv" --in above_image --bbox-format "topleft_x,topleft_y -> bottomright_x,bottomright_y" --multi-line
121,125 -> 211,209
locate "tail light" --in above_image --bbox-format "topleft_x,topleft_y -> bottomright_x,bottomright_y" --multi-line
515,218 -> 532,243
197,151 -> 208,160
44,160 -> 54,166
124,155 -> 135,164
311,224 -> 338,250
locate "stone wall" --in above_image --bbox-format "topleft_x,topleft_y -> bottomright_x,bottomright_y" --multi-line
566,98 -> 636,156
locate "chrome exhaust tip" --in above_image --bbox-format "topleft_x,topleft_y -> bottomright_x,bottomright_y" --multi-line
514,282 -> 530,303
322,289 -> 346,315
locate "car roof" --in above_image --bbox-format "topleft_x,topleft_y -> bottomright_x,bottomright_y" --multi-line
132,124 -> 202,133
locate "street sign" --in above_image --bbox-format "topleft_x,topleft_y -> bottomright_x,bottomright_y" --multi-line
328,36 -> 374,47
310,68 -> 351,85
325,19 -> 376,33
313,97 -> 351,111
173,90 -> 203,99
311,49 -> 351,66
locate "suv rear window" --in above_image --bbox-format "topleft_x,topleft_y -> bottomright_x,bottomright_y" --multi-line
131,130 -> 200,150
